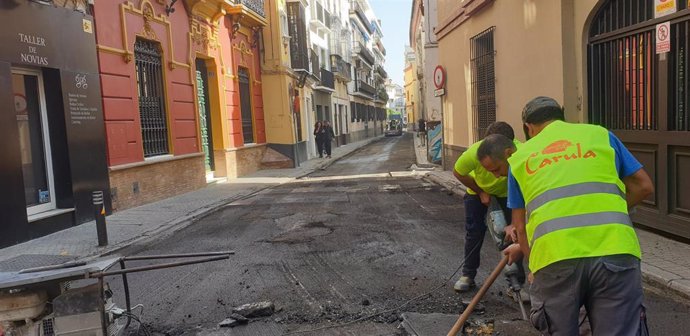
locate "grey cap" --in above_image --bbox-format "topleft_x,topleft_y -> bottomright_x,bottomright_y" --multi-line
521,96 -> 564,123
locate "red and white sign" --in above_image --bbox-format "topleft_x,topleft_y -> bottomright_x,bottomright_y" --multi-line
655,0 -> 676,18
433,65 -> 446,90
656,22 -> 671,54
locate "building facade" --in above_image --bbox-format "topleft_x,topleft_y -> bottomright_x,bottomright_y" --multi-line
386,79 -> 405,120
0,1 -> 111,247
348,0 -> 388,143
94,0 -> 268,211
0,0 -> 387,247
436,0 -> 690,239
262,0 -> 387,165
410,0 -> 442,163
404,46 -> 419,130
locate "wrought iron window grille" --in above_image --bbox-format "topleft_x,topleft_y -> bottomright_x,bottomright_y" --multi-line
134,39 -> 170,157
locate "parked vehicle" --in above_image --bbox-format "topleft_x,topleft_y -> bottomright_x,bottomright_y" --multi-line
385,120 -> 403,136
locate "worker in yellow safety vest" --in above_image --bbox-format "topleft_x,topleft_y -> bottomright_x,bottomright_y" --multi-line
476,97 -> 654,335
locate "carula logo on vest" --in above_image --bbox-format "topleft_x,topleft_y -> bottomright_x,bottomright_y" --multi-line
526,140 -> 597,175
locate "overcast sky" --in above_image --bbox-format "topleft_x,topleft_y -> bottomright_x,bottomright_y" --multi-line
369,0 -> 413,87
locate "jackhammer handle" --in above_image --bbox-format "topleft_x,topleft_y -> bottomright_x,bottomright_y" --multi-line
447,255 -> 509,336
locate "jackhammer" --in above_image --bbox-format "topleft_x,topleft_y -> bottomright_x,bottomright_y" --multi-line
485,196 -> 529,321
447,196 -> 529,335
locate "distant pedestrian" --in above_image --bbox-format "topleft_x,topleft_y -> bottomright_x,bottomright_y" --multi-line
314,121 -> 326,158
323,121 -> 336,158
418,119 -> 427,146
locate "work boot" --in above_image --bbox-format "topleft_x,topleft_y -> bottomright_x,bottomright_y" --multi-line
453,276 -> 476,292
506,286 -> 530,303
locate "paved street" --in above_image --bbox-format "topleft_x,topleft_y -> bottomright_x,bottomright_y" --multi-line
105,133 -> 690,336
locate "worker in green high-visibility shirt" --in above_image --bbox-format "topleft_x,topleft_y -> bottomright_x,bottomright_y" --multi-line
452,121 -> 526,301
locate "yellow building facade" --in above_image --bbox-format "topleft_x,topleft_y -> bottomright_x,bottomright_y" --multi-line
436,0 -> 597,164
436,0 -> 690,239
261,0 -> 311,166
404,60 -> 419,128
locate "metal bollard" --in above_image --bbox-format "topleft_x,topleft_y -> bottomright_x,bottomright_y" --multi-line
92,191 -> 108,246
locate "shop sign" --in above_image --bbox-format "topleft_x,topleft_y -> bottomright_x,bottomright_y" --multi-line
655,0 -> 676,18
0,3 -> 99,72
62,71 -> 102,126
657,22 -> 671,54
17,33 -> 49,66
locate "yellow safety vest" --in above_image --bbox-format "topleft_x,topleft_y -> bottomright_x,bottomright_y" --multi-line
508,121 -> 641,273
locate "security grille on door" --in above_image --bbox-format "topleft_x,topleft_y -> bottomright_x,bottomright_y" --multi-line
470,26 -> 496,141
238,68 -> 254,144
135,39 -> 169,157
588,0 -> 658,131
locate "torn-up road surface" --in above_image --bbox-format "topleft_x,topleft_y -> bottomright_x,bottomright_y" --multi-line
109,133 -> 690,335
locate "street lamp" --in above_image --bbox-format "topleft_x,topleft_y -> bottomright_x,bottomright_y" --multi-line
297,72 -> 308,88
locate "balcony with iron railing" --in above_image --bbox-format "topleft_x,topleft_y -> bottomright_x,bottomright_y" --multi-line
239,0 -> 265,17
354,41 -> 375,66
219,0 -> 266,26
354,79 -> 376,98
186,0 -> 265,23
378,88 -> 389,102
376,65 -> 388,79
311,1 -> 331,31
330,54 -> 352,81
350,1 -> 372,34
315,68 -> 335,91
291,50 -> 309,72
375,86 -> 389,103
287,2 -> 309,71
330,30 -> 351,59
309,49 -> 320,80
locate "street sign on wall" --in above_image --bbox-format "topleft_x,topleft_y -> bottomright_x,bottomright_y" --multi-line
657,21 -> 671,54
655,0 -> 676,18
433,65 -> 446,90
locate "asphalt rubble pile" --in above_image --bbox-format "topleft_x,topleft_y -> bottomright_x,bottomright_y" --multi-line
218,301 -> 276,328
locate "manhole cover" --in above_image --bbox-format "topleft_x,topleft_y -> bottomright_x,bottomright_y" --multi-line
0,254 -> 76,272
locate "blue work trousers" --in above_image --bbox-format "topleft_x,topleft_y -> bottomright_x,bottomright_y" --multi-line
461,194 -> 525,282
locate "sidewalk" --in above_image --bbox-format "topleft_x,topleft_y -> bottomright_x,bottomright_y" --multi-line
411,132 -> 690,300
0,137 -> 382,266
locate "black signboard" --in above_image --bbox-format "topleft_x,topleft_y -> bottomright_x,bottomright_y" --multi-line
0,2 -> 110,246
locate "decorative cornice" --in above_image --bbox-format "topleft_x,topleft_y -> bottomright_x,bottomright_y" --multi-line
190,15 -> 220,51
118,0 -> 190,68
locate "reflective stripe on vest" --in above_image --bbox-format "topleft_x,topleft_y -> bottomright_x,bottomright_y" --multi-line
526,182 -> 625,218
532,211 -> 632,241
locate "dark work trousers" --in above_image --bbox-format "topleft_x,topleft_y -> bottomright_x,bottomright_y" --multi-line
316,139 -> 325,157
324,139 -> 332,156
462,194 -> 526,284
530,254 -> 647,335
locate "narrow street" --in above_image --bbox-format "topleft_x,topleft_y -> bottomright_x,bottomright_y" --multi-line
111,133 -> 690,336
